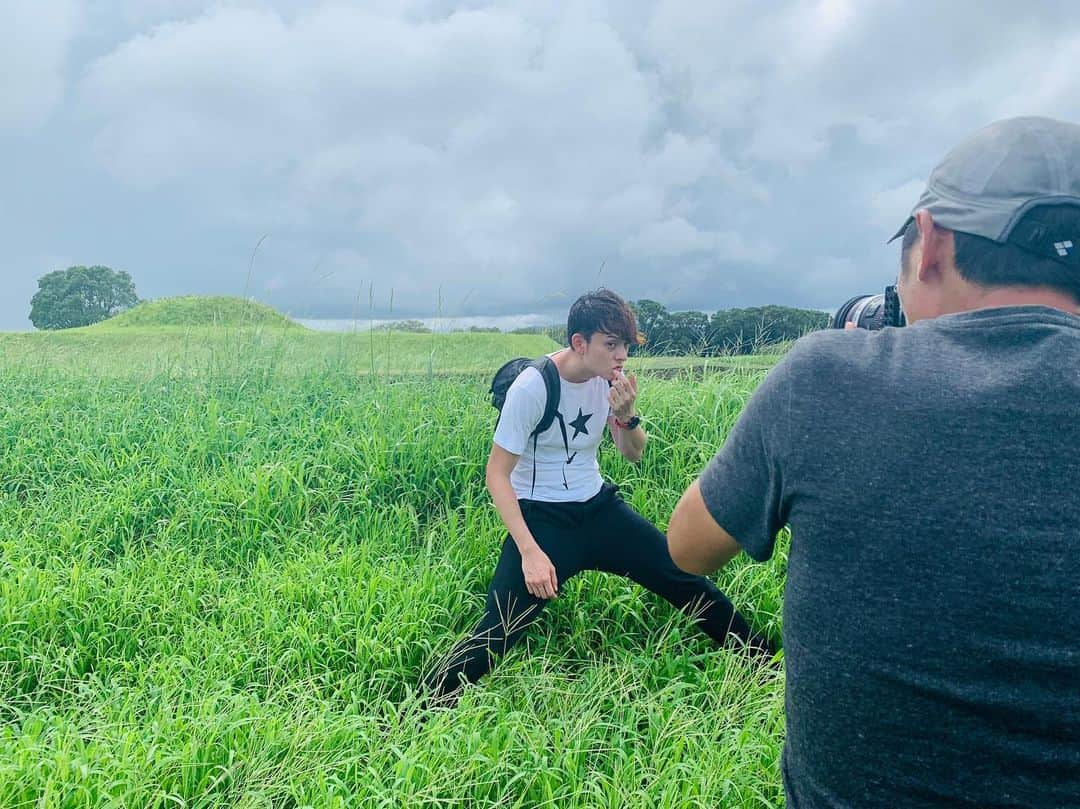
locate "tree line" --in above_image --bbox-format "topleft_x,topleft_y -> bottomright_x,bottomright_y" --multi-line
511,300 -> 828,355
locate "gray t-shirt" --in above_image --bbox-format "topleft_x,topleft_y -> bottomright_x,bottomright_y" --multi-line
700,306 -> 1080,808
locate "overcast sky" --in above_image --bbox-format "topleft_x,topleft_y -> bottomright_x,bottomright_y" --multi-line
4,1 -> 1080,330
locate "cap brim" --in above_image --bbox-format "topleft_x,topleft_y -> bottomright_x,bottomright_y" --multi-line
887,216 -> 913,244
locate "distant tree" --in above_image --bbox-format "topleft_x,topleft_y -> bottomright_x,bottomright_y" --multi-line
378,319 -> 431,332
629,299 -> 673,354
668,310 -> 710,354
510,324 -> 567,344
29,265 -> 139,330
708,305 -> 828,354
466,325 -> 501,333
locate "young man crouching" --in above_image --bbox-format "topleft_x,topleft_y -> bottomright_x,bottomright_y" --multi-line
423,288 -> 772,703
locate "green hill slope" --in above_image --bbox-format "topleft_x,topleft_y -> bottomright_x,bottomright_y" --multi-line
94,296 -> 302,329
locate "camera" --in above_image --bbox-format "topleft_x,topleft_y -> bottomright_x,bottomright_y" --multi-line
829,285 -> 906,330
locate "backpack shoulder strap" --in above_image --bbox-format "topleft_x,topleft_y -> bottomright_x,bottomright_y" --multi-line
530,356 -> 561,436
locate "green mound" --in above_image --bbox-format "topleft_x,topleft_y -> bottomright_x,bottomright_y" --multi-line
98,296 -> 302,329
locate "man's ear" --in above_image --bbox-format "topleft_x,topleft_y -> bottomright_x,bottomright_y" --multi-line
914,209 -> 947,284
570,333 -> 587,353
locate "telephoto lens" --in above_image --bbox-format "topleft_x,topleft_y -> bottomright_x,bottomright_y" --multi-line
829,285 -> 906,330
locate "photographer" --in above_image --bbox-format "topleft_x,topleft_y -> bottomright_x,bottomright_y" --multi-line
423,289 -> 772,705
668,116 -> 1080,807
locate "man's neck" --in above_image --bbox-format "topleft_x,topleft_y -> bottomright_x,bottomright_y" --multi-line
957,284 -> 1080,315
552,348 -> 594,383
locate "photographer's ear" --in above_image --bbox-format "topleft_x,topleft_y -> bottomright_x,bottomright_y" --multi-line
913,209 -> 947,284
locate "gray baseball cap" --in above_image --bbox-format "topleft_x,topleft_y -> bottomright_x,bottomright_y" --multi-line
889,116 -> 1080,264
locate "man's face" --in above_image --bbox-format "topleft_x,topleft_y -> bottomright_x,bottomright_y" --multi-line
581,331 -> 629,381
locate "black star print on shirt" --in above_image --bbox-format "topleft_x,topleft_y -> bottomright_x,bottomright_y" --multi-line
568,407 -> 592,440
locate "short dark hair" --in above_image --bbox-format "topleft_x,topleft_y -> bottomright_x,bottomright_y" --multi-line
566,288 -> 643,347
901,206 -> 1080,303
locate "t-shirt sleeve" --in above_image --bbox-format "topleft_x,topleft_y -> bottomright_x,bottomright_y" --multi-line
698,354 -> 795,562
492,369 -> 547,455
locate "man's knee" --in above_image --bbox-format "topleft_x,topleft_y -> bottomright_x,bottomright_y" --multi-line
661,572 -> 732,613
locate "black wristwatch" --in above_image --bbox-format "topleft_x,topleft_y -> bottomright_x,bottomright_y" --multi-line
616,415 -> 641,430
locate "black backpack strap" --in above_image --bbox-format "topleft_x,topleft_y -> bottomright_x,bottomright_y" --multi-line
529,431 -> 539,498
530,356 -> 561,436
526,356 -> 558,496
554,411 -> 572,490
525,355 -> 572,494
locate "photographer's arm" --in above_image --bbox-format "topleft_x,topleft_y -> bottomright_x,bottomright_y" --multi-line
485,444 -> 559,599
669,343 -> 802,575
668,479 -> 743,575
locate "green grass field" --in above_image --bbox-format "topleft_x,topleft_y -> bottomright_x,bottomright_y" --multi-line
0,327 -> 780,380
0,326 -> 788,807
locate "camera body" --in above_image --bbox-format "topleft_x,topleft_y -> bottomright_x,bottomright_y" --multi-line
829,285 -> 906,330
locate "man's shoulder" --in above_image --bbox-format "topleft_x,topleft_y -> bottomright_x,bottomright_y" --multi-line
506,365 -> 549,403
789,326 -> 876,355
756,329 -> 910,404
771,329 -> 866,378
509,364 -> 545,388
784,327 -> 908,370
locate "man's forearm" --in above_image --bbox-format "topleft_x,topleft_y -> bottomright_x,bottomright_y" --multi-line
617,422 -> 647,462
485,470 -> 539,554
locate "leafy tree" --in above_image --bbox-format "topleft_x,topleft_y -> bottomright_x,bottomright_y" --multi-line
629,299 -> 673,354
708,305 -> 828,354
668,309 -> 710,354
629,300 -> 715,355
510,324 -> 567,345
377,319 -> 431,332
29,265 -> 139,330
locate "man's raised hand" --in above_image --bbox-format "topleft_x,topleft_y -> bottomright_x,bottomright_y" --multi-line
609,370 -> 638,421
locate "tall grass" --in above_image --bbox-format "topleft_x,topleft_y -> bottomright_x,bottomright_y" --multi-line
0,331 -> 787,807
0,329 -> 561,379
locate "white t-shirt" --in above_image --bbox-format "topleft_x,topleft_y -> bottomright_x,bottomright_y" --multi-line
493,363 -> 612,502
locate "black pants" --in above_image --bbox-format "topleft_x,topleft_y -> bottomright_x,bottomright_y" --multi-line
423,483 -> 771,701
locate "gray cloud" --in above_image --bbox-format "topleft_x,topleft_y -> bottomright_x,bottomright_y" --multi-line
4,1 -> 1080,330
0,0 -> 80,133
